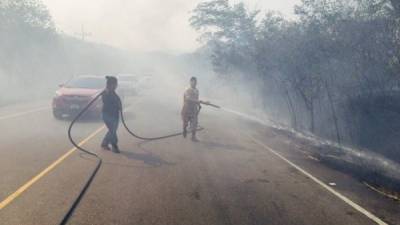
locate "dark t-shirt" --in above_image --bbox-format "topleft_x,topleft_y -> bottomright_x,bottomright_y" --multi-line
102,90 -> 121,118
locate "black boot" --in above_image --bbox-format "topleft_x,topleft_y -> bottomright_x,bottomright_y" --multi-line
183,129 -> 187,138
111,144 -> 120,153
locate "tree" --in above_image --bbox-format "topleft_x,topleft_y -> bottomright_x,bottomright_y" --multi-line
190,0 -> 400,156
389,0 -> 400,16
190,0 -> 259,77
0,0 -> 56,81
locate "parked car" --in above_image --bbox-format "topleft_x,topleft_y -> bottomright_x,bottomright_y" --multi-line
52,76 -> 105,119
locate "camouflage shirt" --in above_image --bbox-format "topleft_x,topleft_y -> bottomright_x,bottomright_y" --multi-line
181,87 -> 199,117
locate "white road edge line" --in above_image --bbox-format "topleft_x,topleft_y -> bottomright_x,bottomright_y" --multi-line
247,135 -> 387,225
0,107 -> 49,120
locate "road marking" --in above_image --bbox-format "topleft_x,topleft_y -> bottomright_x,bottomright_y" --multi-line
247,135 -> 387,225
0,126 -> 105,210
0,107 -> 49,121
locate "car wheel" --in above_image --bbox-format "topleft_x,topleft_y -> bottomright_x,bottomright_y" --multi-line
53,109 -> 63,120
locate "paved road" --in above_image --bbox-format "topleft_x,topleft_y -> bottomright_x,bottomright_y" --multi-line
0,95 -> 398,225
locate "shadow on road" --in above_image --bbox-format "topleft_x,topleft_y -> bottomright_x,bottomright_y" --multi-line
120,150 -> 175,167
78,151 -> 174,168
199,141 -> 255,153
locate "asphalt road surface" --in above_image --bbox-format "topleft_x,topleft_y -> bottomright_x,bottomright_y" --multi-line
0,94 -> 399,225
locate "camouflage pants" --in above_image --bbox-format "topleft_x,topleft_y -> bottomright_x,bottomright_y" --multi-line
182,113 -> 198,130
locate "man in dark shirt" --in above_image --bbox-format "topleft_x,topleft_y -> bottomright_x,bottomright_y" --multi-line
101,76 -> 122,153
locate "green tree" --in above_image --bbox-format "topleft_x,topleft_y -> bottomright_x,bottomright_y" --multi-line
190,0 -> 259,76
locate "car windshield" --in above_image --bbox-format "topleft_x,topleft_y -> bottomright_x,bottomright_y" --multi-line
65,77 -> 104,89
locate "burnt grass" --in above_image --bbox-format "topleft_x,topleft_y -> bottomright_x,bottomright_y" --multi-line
269,125 -> 400,196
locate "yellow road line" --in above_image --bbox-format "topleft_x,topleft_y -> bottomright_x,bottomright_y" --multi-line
0,125 -> 105,210
0,107 -> 49,121
247,135 -> 387,225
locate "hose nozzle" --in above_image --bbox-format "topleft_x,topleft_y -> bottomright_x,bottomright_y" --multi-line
201,101 -> 221,109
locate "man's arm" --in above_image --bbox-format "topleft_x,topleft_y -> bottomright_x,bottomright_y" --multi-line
117,95 -> 122,111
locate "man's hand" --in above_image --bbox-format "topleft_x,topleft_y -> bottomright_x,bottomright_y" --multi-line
200,100 -> 210,105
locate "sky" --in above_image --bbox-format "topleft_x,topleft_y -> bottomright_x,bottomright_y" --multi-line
41,0 -> 300,53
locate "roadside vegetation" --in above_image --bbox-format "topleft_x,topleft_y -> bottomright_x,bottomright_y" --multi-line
190,0 -> 400,162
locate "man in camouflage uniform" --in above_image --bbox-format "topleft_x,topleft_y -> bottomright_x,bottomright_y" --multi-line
181,77 -> 208,141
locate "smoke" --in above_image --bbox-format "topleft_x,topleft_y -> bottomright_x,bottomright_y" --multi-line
41,0 -> 299,53
0,0 -> 295,128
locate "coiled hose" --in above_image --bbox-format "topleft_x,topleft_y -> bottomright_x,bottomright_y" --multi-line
61,90 -> 204,224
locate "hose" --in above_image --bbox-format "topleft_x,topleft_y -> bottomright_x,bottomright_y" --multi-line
61,90 -> 206,224
60,90 -> 104,225
120,105 -> 204,141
